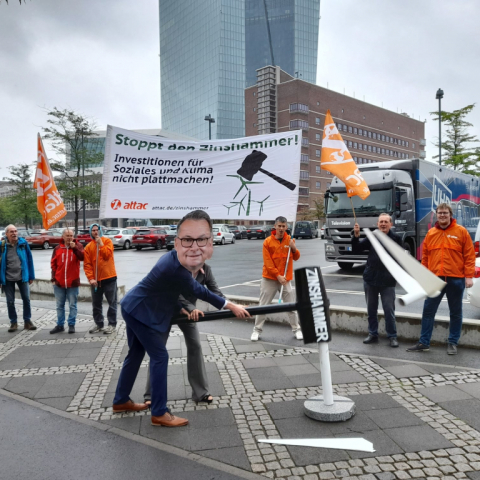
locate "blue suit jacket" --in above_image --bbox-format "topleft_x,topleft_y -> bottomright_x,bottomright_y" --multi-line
120,250 -> 226,332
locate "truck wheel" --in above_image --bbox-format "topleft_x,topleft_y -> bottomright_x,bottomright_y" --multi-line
403,241 -> 414,256
337,262 -> 354,270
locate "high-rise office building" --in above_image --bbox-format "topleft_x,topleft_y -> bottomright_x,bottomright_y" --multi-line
159,0 -> 320,140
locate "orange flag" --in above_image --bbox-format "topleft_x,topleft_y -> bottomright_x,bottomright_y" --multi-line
320,110 -> 370,200
34,134 -> 67,230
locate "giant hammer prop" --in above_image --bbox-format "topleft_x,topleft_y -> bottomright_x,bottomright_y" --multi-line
237,150 -> 297,191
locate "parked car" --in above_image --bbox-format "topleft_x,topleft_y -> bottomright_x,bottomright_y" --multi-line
320,224 -> 326,239
132,228 -> 168,250
165,229 -> 177,251
103,228 -> 137,250
228,225 -> 247,239
76,227 -> 108,246
246,225 -> 270,240
212,224 -> 235,245
293,221 -> 318,239
25,231 -> 63,249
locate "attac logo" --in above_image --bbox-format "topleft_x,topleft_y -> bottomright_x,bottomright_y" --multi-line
111,199 -> 122,210
111,200 -> 148,211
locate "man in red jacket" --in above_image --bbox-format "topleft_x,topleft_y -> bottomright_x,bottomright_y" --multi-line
251,216 -> 303,341
50,228 -> 84,334
407,203 -> 475,355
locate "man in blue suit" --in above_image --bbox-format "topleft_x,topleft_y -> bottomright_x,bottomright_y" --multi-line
112,210 -> 250,427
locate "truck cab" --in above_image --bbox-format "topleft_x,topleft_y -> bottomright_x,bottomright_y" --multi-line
325,162 -> 415,270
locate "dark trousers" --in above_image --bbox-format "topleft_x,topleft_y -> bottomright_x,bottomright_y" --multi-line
364,282 -> 397,338
91,279 -> 117,327
419,277 -> 465,347
144,321 -> 208,403
113,308 -> 170,417
4,280 -> 31,324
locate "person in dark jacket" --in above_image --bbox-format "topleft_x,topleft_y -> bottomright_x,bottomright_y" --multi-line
1,225 -> 36,332
144,263 -> 224,405
50,228 -> 85,334
112,210 -> 250,428
352,213 -> 403,347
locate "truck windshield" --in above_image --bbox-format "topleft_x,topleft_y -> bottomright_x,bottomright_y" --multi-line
327,190 -> 393,216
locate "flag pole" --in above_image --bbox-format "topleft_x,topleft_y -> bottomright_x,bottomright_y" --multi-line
349,197 -> 357,224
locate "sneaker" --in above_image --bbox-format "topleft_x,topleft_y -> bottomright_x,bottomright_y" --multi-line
447,343 -> 457,355
24,322 -> 37,331
103,325 -> 116,335
294,330 -> 304,341
7,323 -> 18,333
68,325 -> 75,334
50,325 -> 65,334
406,342 -> 429,352
89,325 -> 104,334
250,331 -> 260,342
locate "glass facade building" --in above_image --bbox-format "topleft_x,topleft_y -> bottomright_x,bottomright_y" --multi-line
159,0 -> 320,139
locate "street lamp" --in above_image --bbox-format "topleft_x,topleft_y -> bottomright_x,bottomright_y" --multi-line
436,88 -> 444,165
204,114 -> 215,140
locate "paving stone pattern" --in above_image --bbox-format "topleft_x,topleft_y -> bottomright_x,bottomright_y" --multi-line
2,306 -> 480,479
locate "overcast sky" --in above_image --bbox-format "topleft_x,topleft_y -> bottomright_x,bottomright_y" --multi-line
0,0 -> 479,176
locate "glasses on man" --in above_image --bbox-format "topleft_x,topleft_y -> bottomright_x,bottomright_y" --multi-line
437,212 -> 450,216
178,237 -> 211,247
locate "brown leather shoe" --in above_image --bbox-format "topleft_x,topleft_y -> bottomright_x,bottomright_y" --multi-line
8,323 -> 18,333
24,322 -> 37,331
112,400 -> 148,413
151,412 -> 189,427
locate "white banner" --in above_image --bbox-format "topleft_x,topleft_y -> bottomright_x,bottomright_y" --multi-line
99,126 -> 301,221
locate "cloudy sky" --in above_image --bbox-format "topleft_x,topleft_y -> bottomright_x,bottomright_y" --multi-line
0,0 -> 479,176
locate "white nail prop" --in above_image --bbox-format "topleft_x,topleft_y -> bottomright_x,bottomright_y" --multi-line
258,437 -> 375,453
363,228 -> 426,305
373,229 -> 445,299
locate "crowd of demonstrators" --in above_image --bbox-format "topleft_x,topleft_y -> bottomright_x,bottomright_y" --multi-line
112,210 -> 250,427
352,213 -> 402,348
251,216 -> 303,342
50,228 -> 84,334
407,203 -> 475,355
83,224 -> 118,335
1,224 -> 36,332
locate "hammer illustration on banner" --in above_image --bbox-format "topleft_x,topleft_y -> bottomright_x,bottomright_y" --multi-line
363,228 -> 445,305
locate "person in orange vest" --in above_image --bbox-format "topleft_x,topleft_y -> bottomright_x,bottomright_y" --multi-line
84,224 -> 117,335
407,203 -> 475,355
251,216 -> 303,341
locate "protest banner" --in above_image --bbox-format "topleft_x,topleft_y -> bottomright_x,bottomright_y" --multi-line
99,126 -> 301,220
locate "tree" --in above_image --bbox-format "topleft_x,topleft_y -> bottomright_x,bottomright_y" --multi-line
4,164 -> 41,228
42,107 -> 103,234
431,104 -> 480,175
298,197 -> 325,222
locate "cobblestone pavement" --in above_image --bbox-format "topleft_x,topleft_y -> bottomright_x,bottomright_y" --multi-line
2,306 -> 480,480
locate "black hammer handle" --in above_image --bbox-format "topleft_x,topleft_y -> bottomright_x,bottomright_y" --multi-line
259,168 -> 297,191
171,302 -> 298,325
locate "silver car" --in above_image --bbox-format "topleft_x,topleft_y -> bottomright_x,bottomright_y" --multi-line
212,224 -> 235,245
104,228 -> 136,250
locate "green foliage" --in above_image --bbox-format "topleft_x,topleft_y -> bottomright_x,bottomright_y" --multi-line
42,107 -> 103,233
3,164 -> 42,228
431,104 -> 480,175
299,198 -> 325,221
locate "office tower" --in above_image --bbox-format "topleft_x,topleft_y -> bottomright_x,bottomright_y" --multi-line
159,0 -> 320,140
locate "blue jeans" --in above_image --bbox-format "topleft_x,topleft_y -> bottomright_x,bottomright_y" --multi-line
364,282 -> 397,338
54,285 -> 79,327
4,280 -> 31,324
113,308 -> 170,417
419,277 -> 465,347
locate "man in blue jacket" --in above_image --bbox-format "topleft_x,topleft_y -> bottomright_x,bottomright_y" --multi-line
112,210 -> 250,427
1,225 -> 36,332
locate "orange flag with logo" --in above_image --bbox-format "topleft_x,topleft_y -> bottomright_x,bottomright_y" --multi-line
320,110 -> 370,200
34,134 -> 67,229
